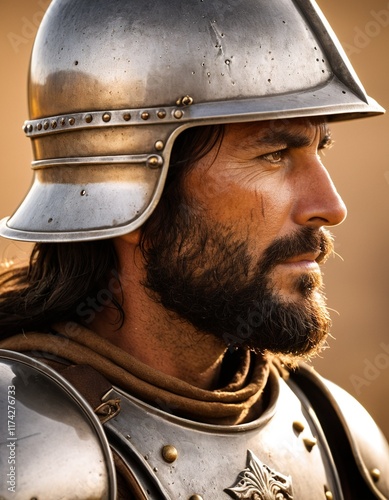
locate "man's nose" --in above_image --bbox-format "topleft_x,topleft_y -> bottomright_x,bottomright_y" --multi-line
293,157 -> 347,228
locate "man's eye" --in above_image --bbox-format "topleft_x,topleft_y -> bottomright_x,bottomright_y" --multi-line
261,150 -> 284,164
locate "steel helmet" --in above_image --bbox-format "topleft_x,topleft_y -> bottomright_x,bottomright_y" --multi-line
0,0 -> 384,242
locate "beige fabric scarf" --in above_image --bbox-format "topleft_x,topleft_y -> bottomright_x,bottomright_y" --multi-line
0,322 -> 274,425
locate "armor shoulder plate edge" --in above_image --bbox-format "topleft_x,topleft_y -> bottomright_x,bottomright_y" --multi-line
0,348 -> 117,500
293,363 -> 389,499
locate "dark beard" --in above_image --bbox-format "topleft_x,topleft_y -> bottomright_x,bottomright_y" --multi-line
142,205 -> 334,360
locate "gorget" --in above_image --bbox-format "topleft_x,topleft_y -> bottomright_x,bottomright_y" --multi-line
103,368 -> 343,499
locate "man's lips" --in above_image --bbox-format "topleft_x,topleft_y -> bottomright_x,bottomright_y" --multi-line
279,252 -> 322,271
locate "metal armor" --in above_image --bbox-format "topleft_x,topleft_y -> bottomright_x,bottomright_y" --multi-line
0,0 -> 384,243
1,349 -> 388,499
0,350 -> 116,500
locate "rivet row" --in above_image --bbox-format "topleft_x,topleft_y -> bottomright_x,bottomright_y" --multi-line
23,106 -> 185,136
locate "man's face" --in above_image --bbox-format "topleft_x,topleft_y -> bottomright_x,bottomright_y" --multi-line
144,118 -> 347,361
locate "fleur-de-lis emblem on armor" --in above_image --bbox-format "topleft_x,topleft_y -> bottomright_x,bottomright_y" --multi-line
225,450 -> 294,499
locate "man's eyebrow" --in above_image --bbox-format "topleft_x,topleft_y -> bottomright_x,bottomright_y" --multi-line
259,128 -> 313,149
245,124 -> 333,150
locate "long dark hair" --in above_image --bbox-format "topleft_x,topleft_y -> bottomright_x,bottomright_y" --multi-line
0,125 -> 224,338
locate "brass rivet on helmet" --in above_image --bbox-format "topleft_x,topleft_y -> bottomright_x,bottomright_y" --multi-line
43,120 -> 50,130
157,109 -> 166,119
85,114 -> 93,123
26,124 -> 33,133
60,117 -> 66,126
161,444 -> 178,463
123,112 -> 131,121
51,120 -> 57,129
102,112 -> 111,122
141,111 -> 150,120
154,140 -> 164,151
173,109 -> 183,119
146,155 -> 163,168
37,122 -> 42,131
68,117 -> 75,126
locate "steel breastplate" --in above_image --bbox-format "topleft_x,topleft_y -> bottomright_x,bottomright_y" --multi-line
104,369 -> 343,499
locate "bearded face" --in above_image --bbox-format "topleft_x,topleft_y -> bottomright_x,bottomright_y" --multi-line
141,119 -> 345,361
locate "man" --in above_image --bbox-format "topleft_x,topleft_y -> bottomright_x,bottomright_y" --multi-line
0,0 -> 388,498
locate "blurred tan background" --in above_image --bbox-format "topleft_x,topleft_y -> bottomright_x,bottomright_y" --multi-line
0,0 -> 388,437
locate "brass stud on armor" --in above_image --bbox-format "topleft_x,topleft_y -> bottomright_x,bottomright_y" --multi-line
37,123 -> 42,131
141,111 -> 150,120
370,468 -> 381,482
85,114 -> 93,123
161,444 -> 178,463
303,436 -> 317,452
123,112 -> 131,121
325,490 -> 333,500
292,420 -> 305,434
157,109 -> 167,119
60,117 -> 66,126
26,124 -> 33,133
102,112 -> 111,122
43,120 -> 50,130
189,495 -> 203,500
154,140 -> 164,151
173,109 -> 183,119
146,155 -> 163,168
68,117 -> 75,126
51,120 -> 57,129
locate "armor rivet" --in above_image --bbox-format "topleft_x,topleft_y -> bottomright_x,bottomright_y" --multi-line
189,495 -> 203,500
123,112 -> 131,121
43,121 -> 50,130
147,155 -> 163,168
102,112 -> 111,122
27,124 -> 33,133
370,468 -> 381,482
85,114 -> 93,123
292,420 -> 305,434
80,190 -> 86,196
141,112 -> 150,120
154,140 -> 164,151
161,444 -> 178,463
325,491 -> 334,500
303,437 -> 317,452
157,110 -> 166,119
37,123 -> 42,131
174,109 -> 183,119
60,118 -> 66,126
51,120 -> 57,129
68,117 -> 75,126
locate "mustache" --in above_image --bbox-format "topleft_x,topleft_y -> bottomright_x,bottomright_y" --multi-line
259,227 -> 334,275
